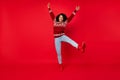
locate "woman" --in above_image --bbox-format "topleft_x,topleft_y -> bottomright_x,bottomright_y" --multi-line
47,3 -> 86,70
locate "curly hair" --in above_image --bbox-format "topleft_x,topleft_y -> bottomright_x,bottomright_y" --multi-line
56,13 -> 67,22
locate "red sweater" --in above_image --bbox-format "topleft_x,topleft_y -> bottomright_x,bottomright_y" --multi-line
48,8 -> 78,38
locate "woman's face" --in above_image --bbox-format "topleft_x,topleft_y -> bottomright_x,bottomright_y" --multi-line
59,15 -> 63,22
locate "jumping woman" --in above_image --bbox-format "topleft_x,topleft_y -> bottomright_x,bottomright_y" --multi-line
47,3 -> 86,71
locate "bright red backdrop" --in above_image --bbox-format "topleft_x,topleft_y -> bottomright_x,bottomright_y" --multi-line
0,0 -> 120,80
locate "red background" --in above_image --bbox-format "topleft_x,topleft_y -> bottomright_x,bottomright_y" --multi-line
0,0 -> 120,80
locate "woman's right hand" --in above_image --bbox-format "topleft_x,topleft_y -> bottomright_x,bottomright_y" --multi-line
47,3 -> 50,8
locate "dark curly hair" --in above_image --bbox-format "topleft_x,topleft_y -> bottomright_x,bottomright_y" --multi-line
56,13 -> 67,22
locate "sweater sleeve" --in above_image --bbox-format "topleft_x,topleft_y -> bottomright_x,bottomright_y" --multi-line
67,9 -> 78,23
48,8 -> 55,21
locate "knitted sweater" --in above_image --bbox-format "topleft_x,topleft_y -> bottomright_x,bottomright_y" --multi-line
48,8 -> 78,38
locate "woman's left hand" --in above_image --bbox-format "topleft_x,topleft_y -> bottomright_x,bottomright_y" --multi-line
76,6 -> 80,11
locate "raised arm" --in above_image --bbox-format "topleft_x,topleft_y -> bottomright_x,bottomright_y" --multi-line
47,3 -> 55,21
67,6 -> 80,23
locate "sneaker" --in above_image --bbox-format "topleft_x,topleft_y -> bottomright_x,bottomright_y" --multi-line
81,42 -> 86,53
59,64 -> 64,71
78,45 -> 81,50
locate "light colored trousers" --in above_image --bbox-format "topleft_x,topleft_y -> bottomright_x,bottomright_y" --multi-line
54,35 -> 78,64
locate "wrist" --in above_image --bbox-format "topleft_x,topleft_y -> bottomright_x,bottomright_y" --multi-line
74,9 -> 77,13
72,9 -> 77,15
48,8 -> 52,13
48,7 -> 51,10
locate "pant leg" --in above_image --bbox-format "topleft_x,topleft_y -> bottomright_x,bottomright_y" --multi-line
61,35 -> 78,48
54,37 -> 62,64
